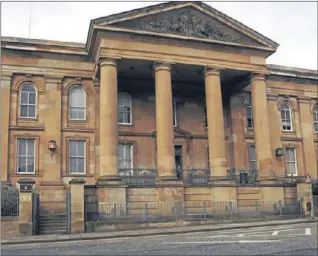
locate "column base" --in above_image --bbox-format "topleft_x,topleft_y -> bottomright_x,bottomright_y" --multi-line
96,175 -> 126,187
209,176 -> 236,186
155,176 -> 183,187
258,176 -> 278,185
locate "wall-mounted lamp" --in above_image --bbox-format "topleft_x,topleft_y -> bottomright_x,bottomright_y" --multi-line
48,140 -> 57,152
275,148 -> 284,157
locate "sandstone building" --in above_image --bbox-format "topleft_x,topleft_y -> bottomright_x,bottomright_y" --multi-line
1,1 -> 317,209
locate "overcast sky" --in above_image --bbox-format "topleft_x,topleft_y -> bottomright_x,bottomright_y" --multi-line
1,1 -> 317,70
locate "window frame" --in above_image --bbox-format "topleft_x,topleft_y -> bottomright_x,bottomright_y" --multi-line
246,105 -> 254,129
17,138 -> 36,174
118,143 -> 133,171
118,93 -> 132,125
68,85 -> 87,121
68,140 -> 86,175
204,104 -> 208,128
313,104 -> 318,133
280,103 -> 293,132
172,98 -> 177,127
247,144 -> 257,170
19,83 -> 37,119
284,147 -> 298,176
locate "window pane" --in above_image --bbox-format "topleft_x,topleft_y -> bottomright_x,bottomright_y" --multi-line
118,113 -> 124,123
123,112 -> 130,123
77,108 -> 85,120
69,141 -> 77,156
125,145 -> 131,160
22,84 -> 35,92
20,106 -> 28,117
26,157 -> 34,173
27,140 -> 35,156
78,158 -> 85,173
78,141 -> 85,157
29,106 -> 36,118
70,108 -> 77,119
119,160 -> 125,169
18,139 -> 26,155
314,123 -> 318,132
118,144 -> 124,158
29,93 -> 36,104
17,157 -> 26,173
69,158 -> 77,173
77,90 -> 85,107
21,91 -> 29,104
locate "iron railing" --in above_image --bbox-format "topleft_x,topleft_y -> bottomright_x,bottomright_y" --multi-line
1,197 -> 19,217
84,198 -> 303,225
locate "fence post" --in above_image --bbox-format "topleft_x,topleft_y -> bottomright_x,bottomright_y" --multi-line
256,201 -> 259,216
278,200 -> 283,216
114,203 -> 117,219
299,199 -> 303,216
145,203 -> 149,222
203,202 -> 207,219
229,201 -> 233,217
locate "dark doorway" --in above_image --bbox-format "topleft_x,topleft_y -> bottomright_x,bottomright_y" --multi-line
175,145 -> 182,180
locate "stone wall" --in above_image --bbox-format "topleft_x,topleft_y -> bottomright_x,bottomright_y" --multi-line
1,217 -> 20,238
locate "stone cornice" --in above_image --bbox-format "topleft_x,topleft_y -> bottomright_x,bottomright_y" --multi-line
267,64 -> 318,80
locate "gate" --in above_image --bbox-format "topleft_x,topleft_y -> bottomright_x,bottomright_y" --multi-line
32,193 -> 39,235
37,192 -> 72,235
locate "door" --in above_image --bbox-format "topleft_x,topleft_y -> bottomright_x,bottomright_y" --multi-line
175,145 -> 182,179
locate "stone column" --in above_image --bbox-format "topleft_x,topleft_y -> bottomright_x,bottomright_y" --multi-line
17,178 -> 35,236
1,71 -> 12,185
298,97 -> 317,179
97,58 -> 121,185
250,72 -> 274,179
204,68 -> 227,179
69,178 -> 86,234
154,62 -> 177,182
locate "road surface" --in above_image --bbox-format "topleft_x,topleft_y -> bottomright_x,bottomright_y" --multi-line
2,222 -> 317,255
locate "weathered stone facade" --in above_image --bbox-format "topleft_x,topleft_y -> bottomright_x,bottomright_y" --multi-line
1,1 -> 317,209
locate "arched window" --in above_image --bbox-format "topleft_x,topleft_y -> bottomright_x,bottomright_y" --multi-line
19,83 -> 36,118
280,103 -> 293,131
172,99 -> 177,127
118,93 -> 132,124
314,104 -> 318,133
69,86 -> 86,120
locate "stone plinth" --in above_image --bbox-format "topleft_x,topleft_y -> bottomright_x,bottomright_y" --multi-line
69,178 -> 86,234
17,178 -> 35,236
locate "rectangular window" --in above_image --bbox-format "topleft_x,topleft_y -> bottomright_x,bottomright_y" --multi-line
17,138 -> 35,173
118,144 -> 133,170
248,144 -> 257,170
173,100 -> 177,127
285,147 -> 297,176
204,105 -> 208,128
314,107 -> 318,133
247,106 -> 254,129
69,140 -> 86,174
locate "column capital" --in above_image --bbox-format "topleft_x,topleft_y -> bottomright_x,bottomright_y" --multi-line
250,71 -> 269,82
100,57 -> 120,68
93,78 -> 100,87
153,61 -> 173,72
204,67 -> 223,78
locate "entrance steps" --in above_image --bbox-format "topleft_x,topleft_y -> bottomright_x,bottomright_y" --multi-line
38,214 -> 67,235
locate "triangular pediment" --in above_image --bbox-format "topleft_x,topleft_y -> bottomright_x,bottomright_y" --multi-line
92,2 -> 278,49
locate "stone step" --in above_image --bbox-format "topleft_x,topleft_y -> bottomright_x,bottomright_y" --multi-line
39,230 -> 67,235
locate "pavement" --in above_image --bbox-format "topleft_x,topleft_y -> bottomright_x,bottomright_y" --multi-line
1,221 -> 317,255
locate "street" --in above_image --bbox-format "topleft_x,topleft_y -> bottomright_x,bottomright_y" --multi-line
2,222 -> 317,255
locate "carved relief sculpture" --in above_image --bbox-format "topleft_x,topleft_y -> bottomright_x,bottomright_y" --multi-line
138,10 -> 241,43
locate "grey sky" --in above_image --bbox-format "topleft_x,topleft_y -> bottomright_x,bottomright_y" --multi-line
1,1 -> 317,70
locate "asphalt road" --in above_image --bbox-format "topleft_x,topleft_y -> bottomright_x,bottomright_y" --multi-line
2,222 -> 317,256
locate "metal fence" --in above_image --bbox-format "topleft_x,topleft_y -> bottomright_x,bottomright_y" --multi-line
1,197 -> 19,217
84,198 -> 303,224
